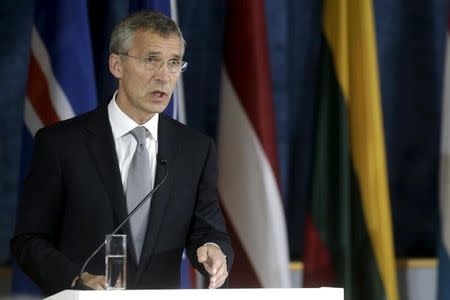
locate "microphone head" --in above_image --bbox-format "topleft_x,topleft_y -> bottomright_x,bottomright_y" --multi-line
157,153 -> 167,165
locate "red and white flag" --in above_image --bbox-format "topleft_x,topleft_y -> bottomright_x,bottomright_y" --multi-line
218,0 -> 291,288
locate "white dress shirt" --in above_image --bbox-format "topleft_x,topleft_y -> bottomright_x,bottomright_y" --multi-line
108,93 -> 158,193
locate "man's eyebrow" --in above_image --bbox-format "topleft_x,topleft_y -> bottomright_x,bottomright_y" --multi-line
144,51 -> 182,60
170,54 -> 182,60
144,51 -> 161,56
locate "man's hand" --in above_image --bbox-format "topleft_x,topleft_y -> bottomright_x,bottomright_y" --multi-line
72,272 -> 106,290
197,244 -> 228,289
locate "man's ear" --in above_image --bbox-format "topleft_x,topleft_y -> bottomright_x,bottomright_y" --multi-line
109,53 -> 123,79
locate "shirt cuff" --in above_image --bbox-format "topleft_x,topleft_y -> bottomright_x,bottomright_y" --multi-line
203,242 -> 221,251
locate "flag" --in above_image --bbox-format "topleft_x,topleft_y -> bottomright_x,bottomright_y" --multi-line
218,0 -> 291,287
129,0 -> 186,124
129,0 -> 193,288
91,0 -> 186,123
302,1 -> 399,300
12,0 -> 97,296
437,10 -> 450,300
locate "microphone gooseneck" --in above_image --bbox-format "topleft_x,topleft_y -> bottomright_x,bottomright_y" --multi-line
78,159 -> 168,280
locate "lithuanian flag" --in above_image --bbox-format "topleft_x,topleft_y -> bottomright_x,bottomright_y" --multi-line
302,1 -> 399,300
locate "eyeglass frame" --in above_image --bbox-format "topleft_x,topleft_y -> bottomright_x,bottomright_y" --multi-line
119,53 -> 188,73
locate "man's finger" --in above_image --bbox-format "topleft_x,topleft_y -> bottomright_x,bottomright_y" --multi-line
197,245 -> 209,263
82,273 -> 106,290
209,263 -> 228,289
100,276 -> 107,289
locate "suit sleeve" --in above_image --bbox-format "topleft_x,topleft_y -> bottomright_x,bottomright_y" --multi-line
186,138 -> 234,276
10,128 -> 80,296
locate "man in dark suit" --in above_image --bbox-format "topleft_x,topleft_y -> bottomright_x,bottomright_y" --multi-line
11,10 -> 233,296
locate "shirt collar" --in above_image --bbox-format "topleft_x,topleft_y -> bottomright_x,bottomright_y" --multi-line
108,91 -> 159,141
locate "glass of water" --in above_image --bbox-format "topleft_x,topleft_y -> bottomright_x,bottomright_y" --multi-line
105,234 -> 127,289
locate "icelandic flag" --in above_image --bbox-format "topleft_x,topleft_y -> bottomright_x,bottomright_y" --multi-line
129,0 -> 194,288
438,10 -> 450,300
12,0 -> 97,296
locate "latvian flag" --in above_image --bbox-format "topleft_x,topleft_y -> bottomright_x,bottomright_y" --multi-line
218,0 -> 291,288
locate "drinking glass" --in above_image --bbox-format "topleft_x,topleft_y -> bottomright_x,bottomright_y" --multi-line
105,234 -> 127,289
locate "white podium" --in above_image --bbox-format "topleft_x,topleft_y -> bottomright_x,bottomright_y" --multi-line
44,288 -> 343,300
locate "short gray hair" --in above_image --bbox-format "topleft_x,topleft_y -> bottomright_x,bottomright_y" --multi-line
110,10 -> 185,55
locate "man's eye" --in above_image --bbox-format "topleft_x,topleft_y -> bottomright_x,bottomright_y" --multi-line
144,57 -> 159,64
168,60 -> 181,67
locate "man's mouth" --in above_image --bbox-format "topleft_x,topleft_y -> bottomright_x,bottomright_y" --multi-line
151,90 -> 168,98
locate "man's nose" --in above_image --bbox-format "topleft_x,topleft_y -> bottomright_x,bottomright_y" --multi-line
153,61 -> 170,81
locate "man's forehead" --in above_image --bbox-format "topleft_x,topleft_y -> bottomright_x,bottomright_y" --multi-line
131,29 -> 183,54
134,28 -> 181,42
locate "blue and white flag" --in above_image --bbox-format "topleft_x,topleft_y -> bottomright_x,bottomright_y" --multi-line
438,10 -> 450,300
130,0 -> 186,124
130,0 -> 192,288
12,0 -> 97,296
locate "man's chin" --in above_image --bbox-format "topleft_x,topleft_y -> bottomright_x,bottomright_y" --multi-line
146,103 -> 169,115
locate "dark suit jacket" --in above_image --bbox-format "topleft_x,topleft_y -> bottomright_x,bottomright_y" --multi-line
10,103 -> 233,296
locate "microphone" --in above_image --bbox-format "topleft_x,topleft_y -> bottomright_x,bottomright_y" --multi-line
76,158 -> 168,287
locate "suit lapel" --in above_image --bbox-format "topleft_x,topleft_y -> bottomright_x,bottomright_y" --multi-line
136,115 -> 178,279
82,105 -> 138,265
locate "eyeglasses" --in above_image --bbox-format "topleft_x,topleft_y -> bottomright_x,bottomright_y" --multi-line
121,54 -> 188,73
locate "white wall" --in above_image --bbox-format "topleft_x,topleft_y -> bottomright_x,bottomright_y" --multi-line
290,259 -> 437,300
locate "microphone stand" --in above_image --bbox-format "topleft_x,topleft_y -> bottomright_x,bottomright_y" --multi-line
74,159 -> 168,289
